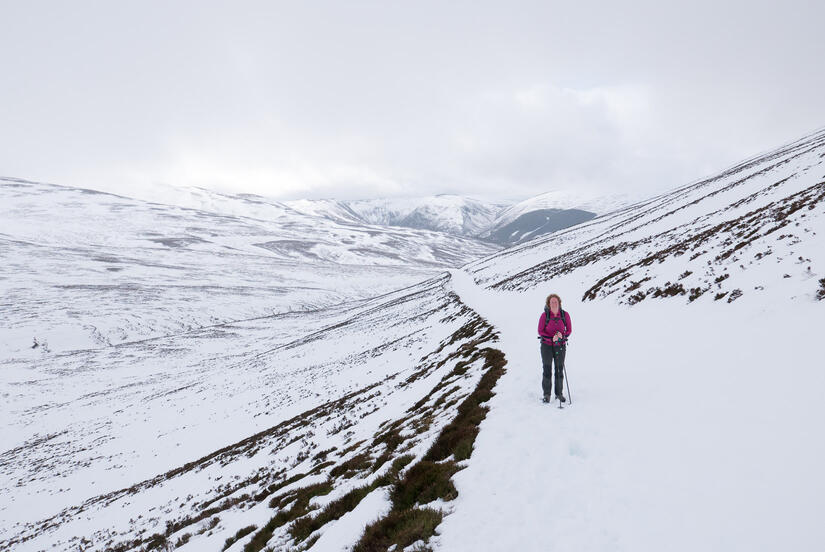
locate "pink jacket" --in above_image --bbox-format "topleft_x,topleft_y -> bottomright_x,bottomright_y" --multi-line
538,309 -> 572,346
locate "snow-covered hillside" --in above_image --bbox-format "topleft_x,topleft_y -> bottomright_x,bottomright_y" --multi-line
431,127 -> 825,551
76,183 -> 363,227
0,275 -> 503,552
0,178 -> 498,354
485,189 -> 634,232
438,269 -> 823,551
477,189 -> 634,245
466,127 -> 825,305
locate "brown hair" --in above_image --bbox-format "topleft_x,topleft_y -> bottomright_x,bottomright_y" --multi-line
545,293 -> 562,312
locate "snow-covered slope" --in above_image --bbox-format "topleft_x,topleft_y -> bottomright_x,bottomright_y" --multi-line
438,269 -> 823,552
0,178 -> 499,355
485,189 -> 634,232
482,207 -> 597,244
0,275 -> 503,552
429,127 -> 825,551
282,198 -> 364,224
466,127 -> 825,305
477,189 -> 634,245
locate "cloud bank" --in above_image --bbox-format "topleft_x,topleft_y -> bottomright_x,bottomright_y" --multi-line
1,0 -> 822,201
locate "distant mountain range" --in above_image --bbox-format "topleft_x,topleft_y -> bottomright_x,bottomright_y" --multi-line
93,184 -> 630,246
287,191 -> 633,245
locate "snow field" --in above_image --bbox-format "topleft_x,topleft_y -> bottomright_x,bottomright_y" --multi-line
438,269 -> 825,551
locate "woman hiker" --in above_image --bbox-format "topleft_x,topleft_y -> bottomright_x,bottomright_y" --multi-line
538,293 -> 572,403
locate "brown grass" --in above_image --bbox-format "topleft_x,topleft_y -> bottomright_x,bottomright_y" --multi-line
353,345 -> 507,551
246,482 -> 333,552
290,455 -> 416,544
352,508 -> 443,552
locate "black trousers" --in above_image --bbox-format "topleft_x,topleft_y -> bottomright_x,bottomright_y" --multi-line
540,342 -> 565,396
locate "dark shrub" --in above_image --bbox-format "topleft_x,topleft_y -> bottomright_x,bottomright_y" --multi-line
353,508 -> 443,552
222,525 -> 256,551
391,461 -> 460,510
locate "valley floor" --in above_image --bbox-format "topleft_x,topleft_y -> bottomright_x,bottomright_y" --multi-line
436,269 -> 825,551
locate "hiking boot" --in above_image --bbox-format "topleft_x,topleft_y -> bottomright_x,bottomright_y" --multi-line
542,394 -> 551,403
556,394 -> 566,403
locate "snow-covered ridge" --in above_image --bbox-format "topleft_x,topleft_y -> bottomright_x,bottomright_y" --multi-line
293,193 -> 628,245
339,195 -> 509,237
483,189 -> 634,233
465,127 -> 825,305
33,179 -> 626,247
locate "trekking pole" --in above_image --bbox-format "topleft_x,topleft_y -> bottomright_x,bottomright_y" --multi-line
563,363 -> 572,406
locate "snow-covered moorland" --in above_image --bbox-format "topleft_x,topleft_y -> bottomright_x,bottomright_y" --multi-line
1,274 -> 504,551
0,178 -> 499,355
2,126 -> 825,552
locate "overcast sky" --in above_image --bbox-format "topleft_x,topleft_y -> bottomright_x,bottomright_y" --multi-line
1,0 -> 823,202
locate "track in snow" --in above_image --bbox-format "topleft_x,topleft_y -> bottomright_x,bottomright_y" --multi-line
439,268 -> 824,551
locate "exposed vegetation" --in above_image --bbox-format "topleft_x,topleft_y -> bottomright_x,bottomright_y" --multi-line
289,455 -> 415,544
222,525 -> 256,551
59,303 -> 504,552
353,346 -> 507,551
424,348 -> 506,462
243,317 -> 504,551
390,461 -> 460,510
352,508 -> 443,552
329,452 -> 374,479
727,289 -> 743,303
246,482 -> 333,552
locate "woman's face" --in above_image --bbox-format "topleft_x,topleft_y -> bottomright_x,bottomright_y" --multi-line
549,297 -> 560,312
